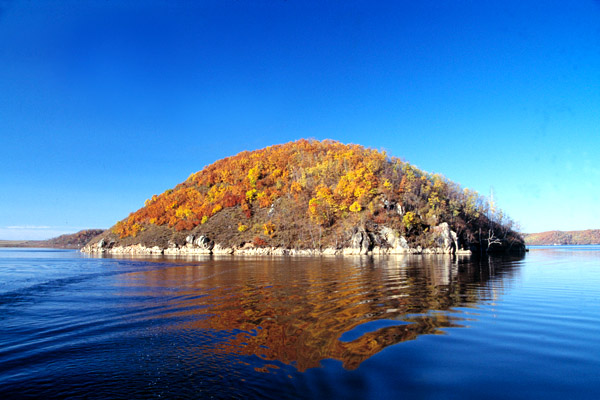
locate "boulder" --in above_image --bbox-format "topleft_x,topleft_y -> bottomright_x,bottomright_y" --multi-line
185,235 -> 195,245
194,235 -> 214,250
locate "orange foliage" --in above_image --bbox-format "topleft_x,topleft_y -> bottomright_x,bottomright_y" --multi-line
263,221 -> 275,237
253,236 -> 267,247
111,139 -> 495,242
113,139 -> 407,237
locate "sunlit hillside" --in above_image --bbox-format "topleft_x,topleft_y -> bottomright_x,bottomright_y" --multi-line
93,139 -> 522,253
524,230 -> 600,245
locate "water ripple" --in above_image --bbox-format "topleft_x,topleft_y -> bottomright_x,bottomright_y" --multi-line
1,250 -> 599,399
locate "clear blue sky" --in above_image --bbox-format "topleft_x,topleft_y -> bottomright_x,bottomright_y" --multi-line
1,0 -> 599,239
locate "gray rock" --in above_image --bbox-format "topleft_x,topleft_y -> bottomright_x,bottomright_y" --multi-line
380,226 -> 409,251
350,227 -> 370,255
194,235 -> 214,250
432,222 -> 458,254
185,235 -> 195,244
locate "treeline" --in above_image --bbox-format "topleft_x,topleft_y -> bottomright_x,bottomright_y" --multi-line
42,229 -> 105,248
112,139 -> 522,252
0,229 -> 105,249
524,230 -> 600,245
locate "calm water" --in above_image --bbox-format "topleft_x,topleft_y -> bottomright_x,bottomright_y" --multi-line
1,247 -> 599,399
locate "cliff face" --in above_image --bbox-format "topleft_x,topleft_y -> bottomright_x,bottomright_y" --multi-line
83,140 -> 524,256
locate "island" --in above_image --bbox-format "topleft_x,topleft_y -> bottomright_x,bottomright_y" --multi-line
82,140 -> 524,256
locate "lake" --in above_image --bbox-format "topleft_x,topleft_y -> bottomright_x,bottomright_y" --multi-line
1,246 -> 599,399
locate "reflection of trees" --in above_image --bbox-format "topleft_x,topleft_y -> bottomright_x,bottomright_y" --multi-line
120,254 -> 523,371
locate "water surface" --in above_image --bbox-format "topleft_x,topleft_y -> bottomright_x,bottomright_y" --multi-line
1,247 -> 599,399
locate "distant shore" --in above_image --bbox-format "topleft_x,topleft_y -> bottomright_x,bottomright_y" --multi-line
0,229 -> 105,250
0,239 -> 79,249
0,240 -> 45,248
523,229 -> 600,246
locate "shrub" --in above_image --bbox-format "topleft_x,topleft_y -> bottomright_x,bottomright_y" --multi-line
349,201 -> 362,212
263,221 -> 275,237
253,236 -> 267,247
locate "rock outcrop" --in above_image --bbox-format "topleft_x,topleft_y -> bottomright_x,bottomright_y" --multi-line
432,222 -> 458,254
343,227 -> 370,255
82,223 -> 470,257
380,226 -> 410,253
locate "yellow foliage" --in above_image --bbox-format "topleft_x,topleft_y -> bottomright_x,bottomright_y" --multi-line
290,181 -> 303,193
403,211 -> 419,230
238,223 -> 248,232
263,221 -> 275,236
201,216 -> 208,224
354,185 -> 368,199
212,204 -> 223,215
246,188 -> 257,202
175,207 -> 193,219
248,165 -> 261,187
349,201 -> 362,212
130,223 -> 143,237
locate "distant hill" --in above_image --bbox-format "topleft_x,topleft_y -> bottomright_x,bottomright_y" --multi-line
0,229 -> 105,249
84,139 -> 524,255
524,230 -> 600,245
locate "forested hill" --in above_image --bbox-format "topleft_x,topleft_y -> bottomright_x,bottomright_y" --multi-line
0,229 -> 105,249
85,139 -> 524,255
524,230 -> 600,245
41,229 -> 106,248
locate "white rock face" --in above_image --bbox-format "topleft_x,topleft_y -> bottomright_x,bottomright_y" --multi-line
379,226 -> 409,254
432,222 -> 458,254
81,222 -> 470,257
349,227 -> 370,255
213,244 -> 234,254
193,235 -> 214,250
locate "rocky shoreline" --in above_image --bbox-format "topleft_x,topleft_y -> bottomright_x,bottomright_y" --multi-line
81,243 -> 472,256
81,222 -> 473,257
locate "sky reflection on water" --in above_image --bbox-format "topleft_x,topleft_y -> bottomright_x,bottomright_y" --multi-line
1,249 -> 599,399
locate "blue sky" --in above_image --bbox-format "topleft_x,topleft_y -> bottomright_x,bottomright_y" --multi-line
1,0 -> 599,239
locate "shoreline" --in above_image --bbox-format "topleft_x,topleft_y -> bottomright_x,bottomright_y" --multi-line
81,243 -> 472,257
81,222 -> 474,257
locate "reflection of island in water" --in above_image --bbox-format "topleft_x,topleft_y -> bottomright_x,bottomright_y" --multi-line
118,255 -> 523,371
